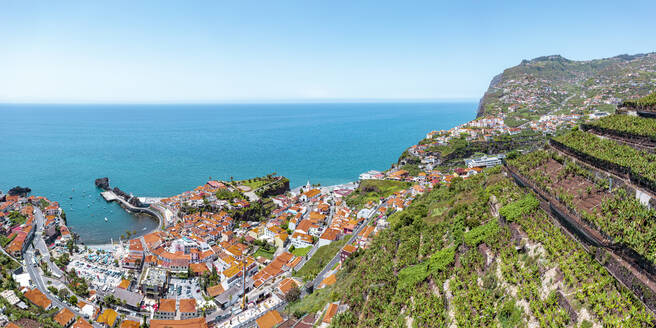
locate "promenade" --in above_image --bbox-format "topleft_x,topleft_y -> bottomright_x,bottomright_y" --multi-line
100,190 -> 166,230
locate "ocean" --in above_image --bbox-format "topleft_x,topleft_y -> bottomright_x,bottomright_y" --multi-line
0,102 -> 475,244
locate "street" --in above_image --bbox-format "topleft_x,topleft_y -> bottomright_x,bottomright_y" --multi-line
23,208 -> 103,328
311,201 -> 385,290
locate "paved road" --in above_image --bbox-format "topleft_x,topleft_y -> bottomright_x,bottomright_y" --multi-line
294,201 -> 335,271
32,209 -> 65,277
311,202 -> 385,289
24,209 -> 103,328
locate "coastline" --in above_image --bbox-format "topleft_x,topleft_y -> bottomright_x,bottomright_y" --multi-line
3,103 -> 475,244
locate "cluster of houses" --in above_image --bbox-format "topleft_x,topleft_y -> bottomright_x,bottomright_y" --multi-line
100,179 -> 374,327
422,116 -> 518,146
527,114 -> 582,133
2,159 -> 496,328
156,181 -> 249,227
0,193 -> 70,258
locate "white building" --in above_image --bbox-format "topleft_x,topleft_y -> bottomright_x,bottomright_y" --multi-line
464,154 -> 506,168
359,170 -> 383,181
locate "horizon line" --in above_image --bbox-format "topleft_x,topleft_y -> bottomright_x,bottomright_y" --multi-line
0,97 -> 480,106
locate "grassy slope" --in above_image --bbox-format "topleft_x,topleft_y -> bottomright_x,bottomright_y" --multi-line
291,246 -> 311,257
345,180 -> 411,209
295,239 -> 348,282
253,248 -> 275,260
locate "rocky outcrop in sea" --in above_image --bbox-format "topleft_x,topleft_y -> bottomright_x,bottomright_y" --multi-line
8,186 -> 31,197
94,177 -> 110,190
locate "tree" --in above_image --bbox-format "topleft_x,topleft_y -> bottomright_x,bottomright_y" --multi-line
285,287 -> 301,303
66,239 -> 75,255
69,295 -> 77,305
58,288 -> 69,300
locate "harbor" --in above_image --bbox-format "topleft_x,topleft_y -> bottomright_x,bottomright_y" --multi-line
99,189 -> 167,231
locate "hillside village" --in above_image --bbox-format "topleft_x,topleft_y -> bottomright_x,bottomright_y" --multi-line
2,56 -> 656,328
1,139 -> 514,328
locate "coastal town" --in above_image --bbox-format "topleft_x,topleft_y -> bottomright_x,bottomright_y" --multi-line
4,1 -> 656,326
0,129 -> 519,328
0,92 -> 624,328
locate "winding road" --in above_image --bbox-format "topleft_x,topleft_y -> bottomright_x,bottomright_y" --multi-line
310,201 -> 385,290
24,208 -> 103,327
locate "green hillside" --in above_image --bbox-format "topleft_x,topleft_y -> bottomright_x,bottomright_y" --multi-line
477,53 -> 656,122
323,169 -> 654,327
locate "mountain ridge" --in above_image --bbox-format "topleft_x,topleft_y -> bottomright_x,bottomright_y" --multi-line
476,52 -> 656,122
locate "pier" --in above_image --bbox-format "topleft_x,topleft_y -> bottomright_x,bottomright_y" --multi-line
100,190 -> 167,229
100,191 -> 118,202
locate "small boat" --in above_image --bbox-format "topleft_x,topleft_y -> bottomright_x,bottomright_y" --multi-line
104,217 -> 108,222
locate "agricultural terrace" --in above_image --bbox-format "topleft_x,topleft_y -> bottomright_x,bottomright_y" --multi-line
318,170 -> 654,327
507,149 -> 656,267
583,114 -> 656,144
552,130 -> 656,194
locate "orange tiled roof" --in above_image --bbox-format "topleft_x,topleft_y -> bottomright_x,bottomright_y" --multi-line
278,278 -> 298,294
190,263 -> 209,274
158,298 -> 176,313
179,299 -> 196,313
54,308 -> 75,327
256,310 -> 283,328
323,303 -> 339,323
97,308 -> 118,327
24,288 -> 51,309
342,245 -> 357,256
303,189 -> 321,199
120,320 -> 141,328
320,229 -> 339,241
129,239 -> 144,251
309,211 -> 326,221
320,274 -> 337,288
117,279 -> 131,289
206,284 -> 225,298
72,317 -> 94,328
150,318 -> 207,328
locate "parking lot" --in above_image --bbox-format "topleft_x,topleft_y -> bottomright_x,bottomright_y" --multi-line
167,278 -> 203,300
66,259 -> 126,292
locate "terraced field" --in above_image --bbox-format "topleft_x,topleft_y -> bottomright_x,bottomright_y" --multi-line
290,170 -> 656,327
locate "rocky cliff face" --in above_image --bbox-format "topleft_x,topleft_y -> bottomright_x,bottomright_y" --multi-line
256,177 -> 290,198
476,52 -> 656,121
476,72 -> 503,118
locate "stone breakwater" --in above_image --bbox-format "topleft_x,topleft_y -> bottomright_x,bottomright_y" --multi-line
94,177 -> 143,207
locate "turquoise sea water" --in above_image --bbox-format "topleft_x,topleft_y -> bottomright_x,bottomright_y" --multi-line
0,102 -> 475,243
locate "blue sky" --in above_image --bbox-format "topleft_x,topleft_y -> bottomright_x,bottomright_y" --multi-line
1,0 -> 655,103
